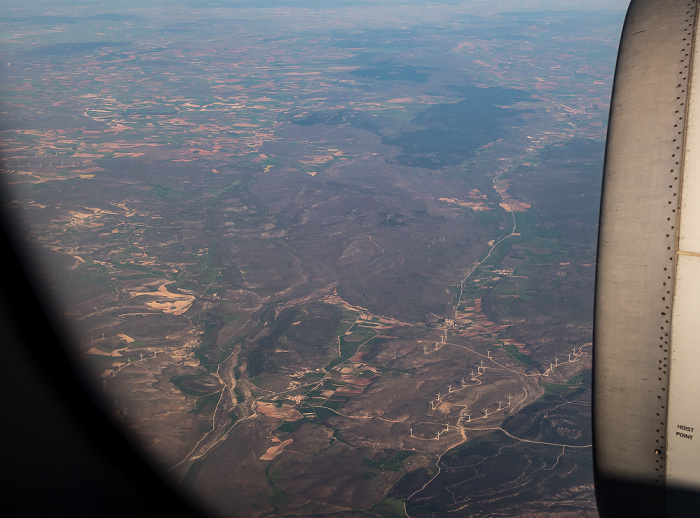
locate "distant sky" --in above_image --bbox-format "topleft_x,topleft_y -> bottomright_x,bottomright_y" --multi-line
0,0 -> 632,14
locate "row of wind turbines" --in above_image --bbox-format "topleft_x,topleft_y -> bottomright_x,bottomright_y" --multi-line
414,339 -> 586,441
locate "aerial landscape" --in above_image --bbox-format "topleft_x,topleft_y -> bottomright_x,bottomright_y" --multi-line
1,0 -> 627,516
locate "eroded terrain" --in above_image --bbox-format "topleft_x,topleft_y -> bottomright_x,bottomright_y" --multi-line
1,2 -> 622,516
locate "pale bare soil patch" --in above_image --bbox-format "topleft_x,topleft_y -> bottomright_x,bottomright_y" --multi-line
256,402 -> 304,421
499,200 -> 532,212
128,283 -> 195,315
260,438 -> 294,461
